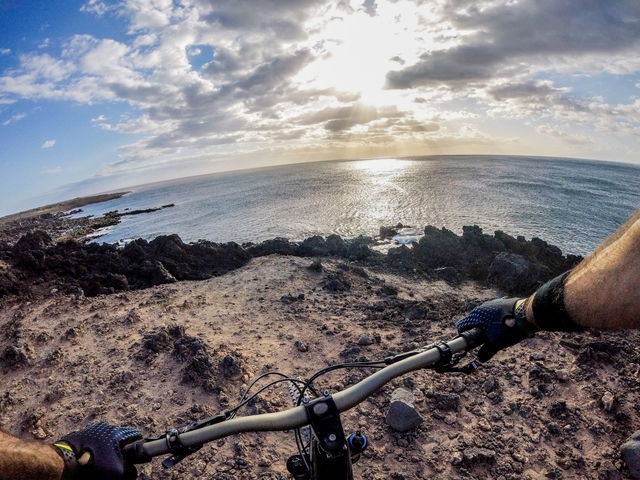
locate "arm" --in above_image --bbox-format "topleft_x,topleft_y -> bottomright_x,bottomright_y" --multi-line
0,429 -> 63,480
0,422 -> 142,480
551,209 -> 640,329
457,209 -> 640,360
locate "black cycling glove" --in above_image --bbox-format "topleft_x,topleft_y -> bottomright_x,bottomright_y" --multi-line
53,422 -> 142,480
456,297 -> 538,362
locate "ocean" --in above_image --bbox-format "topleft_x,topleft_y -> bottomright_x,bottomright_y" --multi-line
76,156 -> 640,257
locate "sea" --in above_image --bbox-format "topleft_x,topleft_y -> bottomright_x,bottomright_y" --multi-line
75,155 -> 640,257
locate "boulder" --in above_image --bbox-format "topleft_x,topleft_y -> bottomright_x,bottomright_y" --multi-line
621,431 -> 640,479
488,252 -> 539,294
380,226 -> 398,239
325,234 -> 345,255
296,236 -> 330,256
413,226 -> 462,268
245,237 -> 296,257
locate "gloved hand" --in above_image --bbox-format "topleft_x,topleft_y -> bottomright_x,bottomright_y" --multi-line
456,297 -> 538,362
53,422 -> 142,480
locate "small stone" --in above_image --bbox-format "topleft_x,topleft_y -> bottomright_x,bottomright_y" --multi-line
599,460 -> 622,480
530,351 -> 545,361
483,376 -> 499,393
602,391 -> 615,412
451,377 -> 466,393
357,334 -> 374,346
308,259 -> 323,272
32,427 -> 48,440
385,388 -> 423,432
219,355 -> 242,379
444,413 -> 457,425
294,340 -> 309,352
556,370 -> 570,382
462,447 -> 496,465
433,393 -> 460,412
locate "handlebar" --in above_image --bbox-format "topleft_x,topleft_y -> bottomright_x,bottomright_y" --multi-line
123,327 -> 485,463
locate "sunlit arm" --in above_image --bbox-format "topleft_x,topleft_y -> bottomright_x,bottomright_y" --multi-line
526,209 -> 640,330
0,429 -> 63,480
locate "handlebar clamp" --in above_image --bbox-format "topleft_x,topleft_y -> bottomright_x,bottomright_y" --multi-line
164,429 -> 183,453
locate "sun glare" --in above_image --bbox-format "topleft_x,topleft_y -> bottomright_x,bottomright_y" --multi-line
301,5 -> 425,101
351,158 -> 413,172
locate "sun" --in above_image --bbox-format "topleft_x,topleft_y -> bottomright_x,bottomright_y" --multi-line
299,6 -> 422,102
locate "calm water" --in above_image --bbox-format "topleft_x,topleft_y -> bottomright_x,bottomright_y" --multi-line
77,156 -> 640,256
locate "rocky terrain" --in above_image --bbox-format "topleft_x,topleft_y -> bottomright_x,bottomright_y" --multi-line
1,203 -> 639,479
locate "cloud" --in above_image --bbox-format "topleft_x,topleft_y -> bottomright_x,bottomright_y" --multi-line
0,48 -> 10,55
2,112 -> 27,126
298,102 -> 405,131
38,38 -> 51,49
361,0 -> 378,17
386,0 -> 640,89
43,166 -> 63,174
41,140 -> 56,149
80,0 -> 115,16
536,124 -> 596,145
2,0 -> 640,179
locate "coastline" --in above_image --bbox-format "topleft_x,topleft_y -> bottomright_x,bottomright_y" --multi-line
0,200 -> 637,479
0,192 -> 130,225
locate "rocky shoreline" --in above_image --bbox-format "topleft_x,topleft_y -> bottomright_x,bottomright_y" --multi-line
2,203 -> 640,480
0,204 -> 580,301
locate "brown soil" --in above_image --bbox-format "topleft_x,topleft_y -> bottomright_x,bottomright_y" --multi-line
1,253 -> 639,479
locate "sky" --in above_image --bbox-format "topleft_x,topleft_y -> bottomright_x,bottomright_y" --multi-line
1,0 -> 640,216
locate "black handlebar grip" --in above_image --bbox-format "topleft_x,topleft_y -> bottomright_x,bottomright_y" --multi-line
122,440 -> 152,465
459,327 -> 486,350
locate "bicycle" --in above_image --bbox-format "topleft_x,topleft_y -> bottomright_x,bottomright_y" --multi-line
123,327 -> 486,479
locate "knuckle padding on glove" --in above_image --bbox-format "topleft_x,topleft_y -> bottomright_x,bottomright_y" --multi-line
59,422 -> 142,480
455,298 -> 529,361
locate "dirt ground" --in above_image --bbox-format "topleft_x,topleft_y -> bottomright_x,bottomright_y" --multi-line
1,253 -> 639,479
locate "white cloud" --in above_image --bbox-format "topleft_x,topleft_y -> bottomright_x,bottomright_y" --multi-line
38,38 -> 51,49
80,0 -> 111,16
1,0 -> 640,177
41,140 -> 56,149
2,112 -> 27,126
42,166 -> 63,174
0,48 -> 10,55
536,124 -> 596,145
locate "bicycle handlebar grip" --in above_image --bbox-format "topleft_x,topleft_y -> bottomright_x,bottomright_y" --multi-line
459,327 -> 486,350
122,440 -> 152,465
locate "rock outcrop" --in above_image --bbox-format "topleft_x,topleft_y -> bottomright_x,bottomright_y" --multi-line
0,218 -> 581,299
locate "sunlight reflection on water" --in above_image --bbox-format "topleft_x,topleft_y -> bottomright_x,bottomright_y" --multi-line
77,156 -> 640,256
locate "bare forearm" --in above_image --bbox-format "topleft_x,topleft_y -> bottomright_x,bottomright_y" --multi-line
527,209 -> 640,330
0,430 -> 63,480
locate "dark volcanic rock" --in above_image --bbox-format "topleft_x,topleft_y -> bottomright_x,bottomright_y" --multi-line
296,235 -> 330,256
488,252 -> 539,294
245,238 -> 296,257
380,225 -> 399,239
413,226 -> 463,268
390,224 -> 581,296
0,219 -> 580,300
219,354 -> 242,379
3,232 -> 250,298
385,388 -> 423,432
